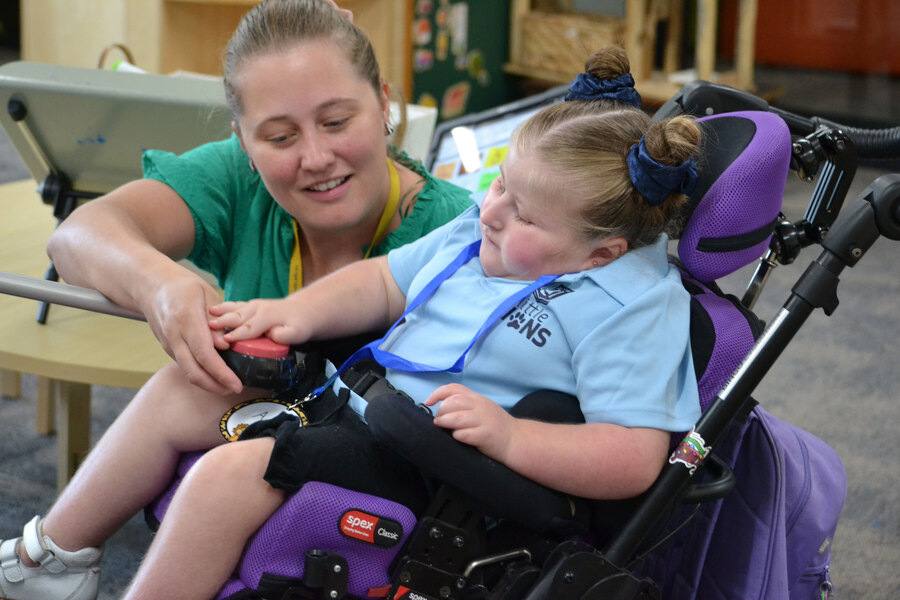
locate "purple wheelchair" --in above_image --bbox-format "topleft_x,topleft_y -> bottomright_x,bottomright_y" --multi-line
140,86 -> 900,600
3,83 -> 900,600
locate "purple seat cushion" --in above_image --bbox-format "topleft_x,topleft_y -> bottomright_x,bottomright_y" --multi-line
217,481 -> 417,599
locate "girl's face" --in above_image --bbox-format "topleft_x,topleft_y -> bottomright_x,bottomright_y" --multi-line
234,38 -> 391,235
479,148 -> 622,280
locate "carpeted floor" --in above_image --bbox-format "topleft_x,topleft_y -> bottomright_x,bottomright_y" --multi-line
0,54 -> 898,597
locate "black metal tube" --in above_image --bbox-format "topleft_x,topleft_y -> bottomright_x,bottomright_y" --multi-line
603,296 -> 817,565
813,117 -> 900,160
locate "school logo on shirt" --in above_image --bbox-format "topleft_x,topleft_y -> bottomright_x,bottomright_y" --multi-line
534,284 -> 573,304
502,284 -> 572,347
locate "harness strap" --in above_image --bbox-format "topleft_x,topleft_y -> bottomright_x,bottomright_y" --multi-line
0,538 -> 24,583
339,362 -> 413,405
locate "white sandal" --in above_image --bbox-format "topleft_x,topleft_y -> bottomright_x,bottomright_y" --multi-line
0,516 -> 102,600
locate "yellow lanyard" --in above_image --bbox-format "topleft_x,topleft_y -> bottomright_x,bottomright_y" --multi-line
289,158 -> 400,292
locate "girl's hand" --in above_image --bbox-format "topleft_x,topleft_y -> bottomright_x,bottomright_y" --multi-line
425,384 -> 516,463
209,298 -> 309,346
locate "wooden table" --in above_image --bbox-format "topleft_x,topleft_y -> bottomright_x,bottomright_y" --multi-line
0,179 -> 172,491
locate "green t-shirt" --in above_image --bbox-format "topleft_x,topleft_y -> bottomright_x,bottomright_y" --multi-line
142,134 -> 472,301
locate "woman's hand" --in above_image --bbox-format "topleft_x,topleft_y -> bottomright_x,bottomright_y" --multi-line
46,179 -> 243,394
209,297 -> 310,347
425,384 -> 516,463
141,273 -> 243,395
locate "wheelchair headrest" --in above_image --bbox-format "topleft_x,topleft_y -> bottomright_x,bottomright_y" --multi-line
676,111 -> 791,281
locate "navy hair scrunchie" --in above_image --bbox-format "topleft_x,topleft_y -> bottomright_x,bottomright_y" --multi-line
626,138 -> 699,206
564,72 -> 642,108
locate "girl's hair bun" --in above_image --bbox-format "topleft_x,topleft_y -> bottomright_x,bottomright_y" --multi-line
584,45 -> 631,81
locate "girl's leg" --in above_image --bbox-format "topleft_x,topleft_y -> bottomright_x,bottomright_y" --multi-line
31,362 -> 261,555
123,437 -> 284,600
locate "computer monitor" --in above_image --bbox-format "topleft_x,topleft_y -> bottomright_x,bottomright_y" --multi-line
425,84 -> 569,197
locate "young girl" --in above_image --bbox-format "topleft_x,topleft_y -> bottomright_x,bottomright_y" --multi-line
114,45 -> 703,599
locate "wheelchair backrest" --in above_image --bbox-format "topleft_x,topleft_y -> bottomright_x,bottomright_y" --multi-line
674,111 -> 791,411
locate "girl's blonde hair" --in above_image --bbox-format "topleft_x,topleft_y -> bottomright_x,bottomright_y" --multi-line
513,46 -> 701,248
223,0 -> 380,125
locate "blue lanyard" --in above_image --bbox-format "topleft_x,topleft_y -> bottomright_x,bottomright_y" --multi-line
307,240 -> 559,400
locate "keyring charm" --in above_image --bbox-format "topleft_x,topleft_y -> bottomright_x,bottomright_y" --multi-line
287,392 -> 317,410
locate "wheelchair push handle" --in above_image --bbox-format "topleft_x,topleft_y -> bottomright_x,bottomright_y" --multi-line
655,79 -> 900,160
810,116 -> 900,161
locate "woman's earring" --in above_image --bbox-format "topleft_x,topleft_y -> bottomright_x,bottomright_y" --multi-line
384,121 -> 395,136
249,159 -> 257,172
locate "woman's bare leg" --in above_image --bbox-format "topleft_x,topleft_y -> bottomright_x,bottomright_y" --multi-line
122,437 -> 284,600
26,363 -> 260,558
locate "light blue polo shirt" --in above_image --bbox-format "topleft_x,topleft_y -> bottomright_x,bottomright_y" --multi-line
340,205 -> 699,432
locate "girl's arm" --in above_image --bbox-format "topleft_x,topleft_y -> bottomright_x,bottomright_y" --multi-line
210,256 -> 407,347
426,385 -> 670,499
47,178 -> 243,394
498,418 -> 669,499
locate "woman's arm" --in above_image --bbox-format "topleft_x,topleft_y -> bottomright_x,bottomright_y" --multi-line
48,179 -> 195,305
211,255 -> 406,347
426,385 -> 670,499
47,178 -> 243,394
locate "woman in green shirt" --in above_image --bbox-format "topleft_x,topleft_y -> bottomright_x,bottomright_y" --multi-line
0,2 -> 470,599
49,0 -> 471,395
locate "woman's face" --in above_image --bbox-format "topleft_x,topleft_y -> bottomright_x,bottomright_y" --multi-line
235,38 -> 391,235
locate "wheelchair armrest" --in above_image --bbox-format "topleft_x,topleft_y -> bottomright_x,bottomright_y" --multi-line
364,394 -> 591,537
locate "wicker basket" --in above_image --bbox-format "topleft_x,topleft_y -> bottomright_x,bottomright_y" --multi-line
518,11 -> 625,77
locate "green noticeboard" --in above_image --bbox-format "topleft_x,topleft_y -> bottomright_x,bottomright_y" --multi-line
410,0 -> 514,123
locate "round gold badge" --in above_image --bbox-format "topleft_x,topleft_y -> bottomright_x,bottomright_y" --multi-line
219,398 -> 308,442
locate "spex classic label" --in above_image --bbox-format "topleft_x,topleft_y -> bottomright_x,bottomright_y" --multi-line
339,509 -> 404,547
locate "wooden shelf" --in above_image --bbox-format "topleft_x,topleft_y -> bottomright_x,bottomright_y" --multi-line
22,0 -> 412,98
507,0 -> 759,105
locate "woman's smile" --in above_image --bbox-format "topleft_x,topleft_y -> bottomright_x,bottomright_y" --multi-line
306,175 -> 349,192
303,174 -> 352,201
